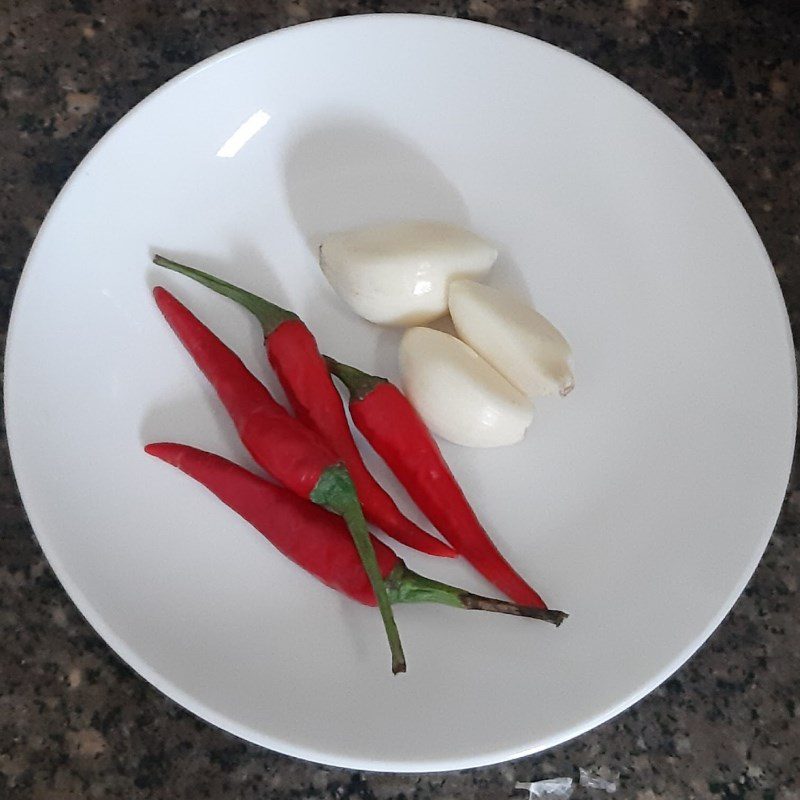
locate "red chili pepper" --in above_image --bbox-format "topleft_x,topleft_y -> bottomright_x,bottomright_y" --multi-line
325,358 -> 549,609
145,442 -> 566,626
153,286 -> 406,673
153,256 -> 454,560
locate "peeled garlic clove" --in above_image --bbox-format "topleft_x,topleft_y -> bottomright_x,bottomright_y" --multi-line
449,279 -> 574,398
399,327 -> 534,448
319,221 -> 497,326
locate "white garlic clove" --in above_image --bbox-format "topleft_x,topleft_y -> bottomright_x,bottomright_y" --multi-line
399,327 -> 534,448
449,279 -> 574,398
319,221 -> 497,326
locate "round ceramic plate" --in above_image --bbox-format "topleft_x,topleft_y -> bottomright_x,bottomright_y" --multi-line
6,15 -> 796,772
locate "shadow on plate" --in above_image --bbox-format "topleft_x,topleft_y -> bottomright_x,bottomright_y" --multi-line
139,389 -> 251,466
283,115 -> 470,256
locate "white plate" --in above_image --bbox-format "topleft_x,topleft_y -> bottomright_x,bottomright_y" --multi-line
6,15 -> 796,772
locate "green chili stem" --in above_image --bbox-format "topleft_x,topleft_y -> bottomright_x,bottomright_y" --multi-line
387,563 -> 567,626
312,465 -> 406,674
324,356 -> 387,402
153,254 -> 297,336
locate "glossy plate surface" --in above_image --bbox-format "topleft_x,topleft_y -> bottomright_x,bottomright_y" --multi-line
5,15 -> 796,772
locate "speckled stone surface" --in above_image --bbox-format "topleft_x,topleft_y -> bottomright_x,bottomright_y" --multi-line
1,1 -> 798,798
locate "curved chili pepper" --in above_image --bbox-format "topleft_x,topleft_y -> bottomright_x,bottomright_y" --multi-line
153,287 -> 406,673
325,358 -> 549,609
152,256 -> 454,559
145,442 -> 566,625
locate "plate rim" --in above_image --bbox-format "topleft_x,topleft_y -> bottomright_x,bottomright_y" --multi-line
5,13 -> 797,772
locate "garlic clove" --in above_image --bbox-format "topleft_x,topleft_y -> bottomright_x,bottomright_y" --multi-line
449,279 -> 574,398
319,221 -> 497,326
399,326 -> 534,448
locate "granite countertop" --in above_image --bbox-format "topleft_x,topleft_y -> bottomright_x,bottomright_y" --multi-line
1,1 -> 798,798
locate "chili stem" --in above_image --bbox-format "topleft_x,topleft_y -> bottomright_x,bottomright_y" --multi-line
153,255 -> 297,336
312,465 -> 406,674
388,563 -> 567,626
323,356 -> 386,401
